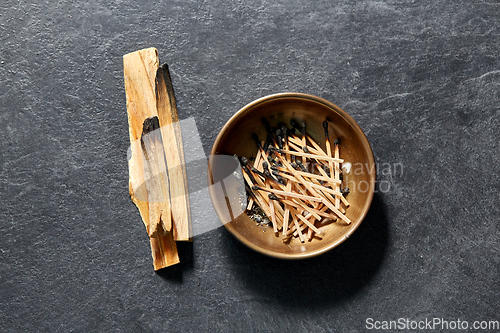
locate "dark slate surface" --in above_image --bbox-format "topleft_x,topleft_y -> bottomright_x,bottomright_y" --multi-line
1,0 -> 499,332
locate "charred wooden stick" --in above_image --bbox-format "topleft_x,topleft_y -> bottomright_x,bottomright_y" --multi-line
156,64 -> 192,241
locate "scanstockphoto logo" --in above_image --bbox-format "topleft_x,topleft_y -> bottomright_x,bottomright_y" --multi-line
366,317 -> 499,331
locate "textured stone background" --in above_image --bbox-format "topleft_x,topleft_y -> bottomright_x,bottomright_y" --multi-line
1,0 -> 499,332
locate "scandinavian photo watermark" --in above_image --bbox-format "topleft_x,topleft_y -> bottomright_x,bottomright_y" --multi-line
342,161 -> 403,194
366,317 -> 499,331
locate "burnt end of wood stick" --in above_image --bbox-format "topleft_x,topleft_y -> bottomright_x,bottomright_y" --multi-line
142,116 -> 160,135
156,63 -> 178,121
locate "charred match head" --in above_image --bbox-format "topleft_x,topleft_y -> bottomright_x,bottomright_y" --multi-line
295,159 -> 307,172
323,120 -> 329,140
334,138 -> 340,146
275,129 -> 283,149
300,121 -> 306,138
341,187 -> 350,195
268,194 -> 281,201
251,185 -> 260,191
239,156 -> 249,166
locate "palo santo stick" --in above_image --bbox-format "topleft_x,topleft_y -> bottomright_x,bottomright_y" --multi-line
124,47 -> 179,269
271,148 -> 343,163
141,116 -> 172,237
156,64 -> 192,241
252,185 -> 322,202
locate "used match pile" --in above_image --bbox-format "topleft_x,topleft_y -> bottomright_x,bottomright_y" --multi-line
240,118 -> 350,243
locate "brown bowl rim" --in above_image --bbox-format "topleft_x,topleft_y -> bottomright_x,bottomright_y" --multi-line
208,92 -> 376,259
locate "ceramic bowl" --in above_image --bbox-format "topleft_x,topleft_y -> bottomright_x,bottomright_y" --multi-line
208,92 -> 375,259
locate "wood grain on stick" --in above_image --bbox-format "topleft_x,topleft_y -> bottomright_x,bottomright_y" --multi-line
156,64 -> 192,241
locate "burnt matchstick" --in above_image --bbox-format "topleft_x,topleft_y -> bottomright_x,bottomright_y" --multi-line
323,120 -> 329,140
269,148 -> 343,163
250,167 -> 267,180
275,129 -> 284,149
262,117 -> 273,136
341,187 -> 350,195
252,133 -> 264,152
295,159 -> 308,173
268,193 -> 280,201
333,138 -> 340,208
273,165 -> 340,184
267,193 -> 322,221
299,121 -> 307,161
251,185 -> 322,202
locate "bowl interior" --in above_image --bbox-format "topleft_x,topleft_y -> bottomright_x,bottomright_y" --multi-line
208,93 -> 375,259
